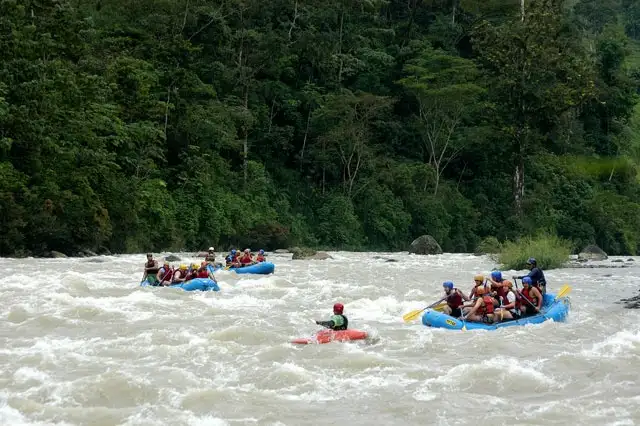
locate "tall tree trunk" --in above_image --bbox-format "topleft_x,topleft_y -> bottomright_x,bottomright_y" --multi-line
300,109 -> 312,171
242,88 -> 249,184
337,11 -> 344,86
521,0 -> 525,21
451,0 -> 457,26
513,135 -> 525,214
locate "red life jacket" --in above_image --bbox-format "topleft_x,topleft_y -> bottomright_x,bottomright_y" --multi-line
479,296 -> 495,315
521,287 -> 538,306
446,290 -> 463,309
197,269 -> 209,278
495,283 -> 508,299
160,268 -> 173,281
239,254 -> 252,265
256,255 -> 266,262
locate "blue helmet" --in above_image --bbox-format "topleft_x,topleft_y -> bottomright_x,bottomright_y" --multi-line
442,281 -> 454,290
259,249 -> 264,255
527,257 -> 537,265
522,277 -> 532,285
491,271 -> 502,281
231,249 -> 237,255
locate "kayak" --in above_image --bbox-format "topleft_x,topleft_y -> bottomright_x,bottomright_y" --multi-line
210,262 -> 275,275
421,293 -> 570,330
291,329 -> 368,344
140,278 -> 220,292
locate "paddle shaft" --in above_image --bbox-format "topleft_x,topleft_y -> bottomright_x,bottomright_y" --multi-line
513,278 -> 548,320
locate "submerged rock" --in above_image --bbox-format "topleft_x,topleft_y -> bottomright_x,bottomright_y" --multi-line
409,235 -> 443,255
290,247 -> 332,260
578,245 -> 608,261
49,251 -> 67,258
274,249 -> 290,254
165,254 -> 181,262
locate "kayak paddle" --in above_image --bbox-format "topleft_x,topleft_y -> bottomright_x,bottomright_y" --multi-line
403,297 -> 447,322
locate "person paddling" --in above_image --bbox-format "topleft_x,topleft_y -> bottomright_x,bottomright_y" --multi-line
518,277 -> 543,316
157,261 -> 173,286
514,258 -> 547,294
172,264 -> 188,284
442,281 -> 468,318
142,253 -> 160,286
255,249 -> 266,263
316,303 -> 348,330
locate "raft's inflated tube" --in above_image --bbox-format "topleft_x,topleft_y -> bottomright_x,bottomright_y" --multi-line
210,262 -> 275,275
291,329 -> 368,344
141,278 -> 219,292
422,293 -> 570,330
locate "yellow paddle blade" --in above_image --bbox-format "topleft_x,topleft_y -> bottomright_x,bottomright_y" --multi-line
432,302 -> 447,312
556,284 -> 571,298
402,309 -> 424,322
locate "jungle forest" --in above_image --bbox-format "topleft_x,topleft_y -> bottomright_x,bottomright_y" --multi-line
1,0 -> 640,257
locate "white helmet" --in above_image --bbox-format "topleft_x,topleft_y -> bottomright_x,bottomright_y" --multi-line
208,247 -> 214,251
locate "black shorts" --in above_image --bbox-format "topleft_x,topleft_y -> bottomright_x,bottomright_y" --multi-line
522,304 -> 538,316
450,307 -> 462,318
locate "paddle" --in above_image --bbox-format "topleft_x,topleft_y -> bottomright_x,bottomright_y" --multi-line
403,297 -> 447,322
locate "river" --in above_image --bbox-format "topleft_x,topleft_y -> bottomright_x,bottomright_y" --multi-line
0,252 -> 639,425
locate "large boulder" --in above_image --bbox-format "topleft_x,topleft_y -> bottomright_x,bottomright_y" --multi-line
165,254 -> 181,262
290,247 -> 332,260
274,249 -> 290,254
49,251 -> 67,258
409,235 -> 443,255
578,245 -> 608,261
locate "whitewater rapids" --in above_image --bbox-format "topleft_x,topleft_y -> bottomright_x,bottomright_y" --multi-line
0,252 -> 639,425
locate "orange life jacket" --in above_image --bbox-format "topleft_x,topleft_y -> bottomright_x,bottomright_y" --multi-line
479,296 -> 495,315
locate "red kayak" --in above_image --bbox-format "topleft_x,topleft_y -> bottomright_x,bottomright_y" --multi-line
291,329 -> 368,345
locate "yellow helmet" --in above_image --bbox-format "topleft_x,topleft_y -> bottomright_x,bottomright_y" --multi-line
191,263 -> 199,269
179,264 -> 187,270
474,274 -> 484,283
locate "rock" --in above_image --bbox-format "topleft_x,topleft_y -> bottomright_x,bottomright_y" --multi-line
612,259 -> 623,263
96,246 -> 111,256
165,254 -> 181,262
82,250 -> 98,257
385,259 -> 398,262
49,251 -> 67,258
274,249 -> 289,254
578,245 -> 608,261
627,258 -> 635,262
408,235 -> 443,255
290,247 -> 332,260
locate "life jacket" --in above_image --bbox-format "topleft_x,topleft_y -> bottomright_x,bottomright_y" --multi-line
197,269 -> 209,279
256,255 -> 265,262
159,267 -> 173,281
172,270 -> 186,283
446,290 -> 463,309
239,254 -> 252,265
205,254 -> 216,262
478,296 -> 495,315
333,315 -> 348,330
521,287 -> 538,307
495,282 -> 508,299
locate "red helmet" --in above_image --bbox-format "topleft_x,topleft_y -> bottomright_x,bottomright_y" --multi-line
333,303 -> 344,314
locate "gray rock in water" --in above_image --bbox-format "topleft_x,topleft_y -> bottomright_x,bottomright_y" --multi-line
49,251 -> 67,258
165,254 -> 181,262
274,249 -> 290,254
385,259 -> 398,262
612,259 -> 623,263
578,244 -> 608,261
82,250 -> 98,257
409,235 -> 443,255
308,251 -> 332,260
627,258 -> 635,262
291,247 -> 332,260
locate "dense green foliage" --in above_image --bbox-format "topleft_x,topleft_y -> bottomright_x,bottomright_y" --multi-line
496,233 -> 572,270
1,0 -> 640,256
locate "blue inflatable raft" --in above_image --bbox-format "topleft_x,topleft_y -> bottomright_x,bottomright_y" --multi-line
421,293 -> 570,330
209,262 -> 275,275
140,278 -> 220,292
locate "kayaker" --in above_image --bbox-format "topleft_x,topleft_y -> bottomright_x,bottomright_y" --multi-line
142,253 -> 160,286
255,249 -> 266,263
463,286 -> 497,323
493,280 -> 520,322
172,264 -> 188,283
315,303 -> 348,330
442,281 -> 468,318
157,261 -> 173,286
518,277 -> 543,316
513,258 -> 547,294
